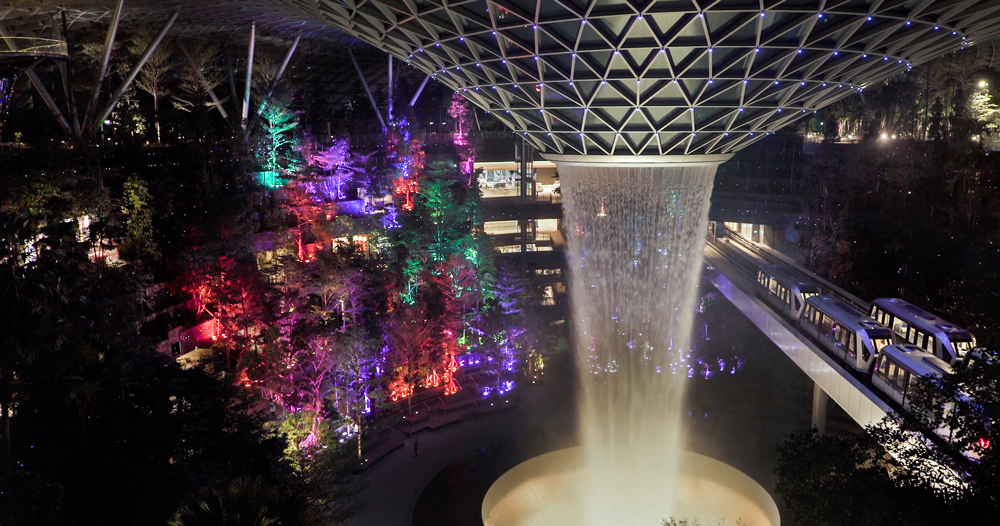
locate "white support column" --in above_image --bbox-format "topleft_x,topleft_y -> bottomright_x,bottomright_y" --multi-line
241,22 -> 256,130
271,33 -> 300,90
94,12 -> 177,130
85,0 -> 123,127
409,75 -> 431,107
180,44 -> 228,119
349,46 -> 386,130
387,55 -> 393,122
812,382 -> 829,434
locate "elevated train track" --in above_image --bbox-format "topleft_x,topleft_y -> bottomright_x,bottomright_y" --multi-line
703,231 -> 891,432
704,227 -> 977,490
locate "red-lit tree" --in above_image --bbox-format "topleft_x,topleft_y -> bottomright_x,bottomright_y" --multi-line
177,254 -> 273,367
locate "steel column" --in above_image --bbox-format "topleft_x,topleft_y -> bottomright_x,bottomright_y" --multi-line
409,75 -> 431,107
387,55 -> 393,122
241,22 -> 255,129
85,0 -> 123,128
25,66 -> 72,134
180,44 -> 228,119
349,46 -> 386,130
94,12 -> 177,129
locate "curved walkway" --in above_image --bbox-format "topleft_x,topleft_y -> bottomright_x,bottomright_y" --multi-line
350,354 -> 577,526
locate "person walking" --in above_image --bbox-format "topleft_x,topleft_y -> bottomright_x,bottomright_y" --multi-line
413,437 -> 419,458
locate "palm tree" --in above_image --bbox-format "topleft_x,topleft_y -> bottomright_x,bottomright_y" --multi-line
168,477 -> 299,526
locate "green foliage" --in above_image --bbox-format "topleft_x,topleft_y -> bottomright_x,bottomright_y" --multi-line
775,430 -> 946,526
121,176 -> 160,263
258,97 -> 300,173
169,476 -> 302,526
776,352 -> 1000,525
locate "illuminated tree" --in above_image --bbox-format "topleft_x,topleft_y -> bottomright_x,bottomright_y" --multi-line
120,177 -> 159,265
173,41 -> 225,123
259,97 -> 299,174
127,28 -> 173,144
471,263 -> 527,396
178,255 -> 273,367
969,86 -> 1000,136
384,305 -> 431,401
447,93 -> 477,183
308,138 -> 372,200
174,43 -> 221,102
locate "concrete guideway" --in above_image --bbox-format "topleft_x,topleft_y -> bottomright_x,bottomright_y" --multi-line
704,244 -> 891,431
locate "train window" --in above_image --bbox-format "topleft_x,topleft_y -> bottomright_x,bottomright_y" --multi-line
769,280 -> 778,294
848,333 -> 856,358
875,356 -> 888,379
886,362 -> 898,387
894,368 -> 908,391
892,318 -> 909,338
820,314 -> 833,334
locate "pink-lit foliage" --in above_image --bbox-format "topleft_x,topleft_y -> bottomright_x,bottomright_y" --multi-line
448,94 -> 477,183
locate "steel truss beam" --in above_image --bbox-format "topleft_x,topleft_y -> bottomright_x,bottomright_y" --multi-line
312,0 -> 1000,156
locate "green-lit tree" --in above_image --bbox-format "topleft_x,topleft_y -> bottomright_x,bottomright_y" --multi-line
258,96 -> 299,175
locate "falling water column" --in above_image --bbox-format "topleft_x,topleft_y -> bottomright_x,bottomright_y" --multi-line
552,155 -> 730,524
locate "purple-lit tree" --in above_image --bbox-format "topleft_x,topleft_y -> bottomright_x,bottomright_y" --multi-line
308,138 -> 371,200
472,263 -> 527,396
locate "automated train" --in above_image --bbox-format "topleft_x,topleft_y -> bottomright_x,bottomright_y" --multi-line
755,263 -> 991,457
755,264 -> 978,403
870,297 -> 977,366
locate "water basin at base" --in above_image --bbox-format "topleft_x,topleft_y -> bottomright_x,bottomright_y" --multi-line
482,447 -> 780,526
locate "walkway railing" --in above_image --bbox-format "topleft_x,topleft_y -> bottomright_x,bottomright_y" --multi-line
0,36 -> 68,59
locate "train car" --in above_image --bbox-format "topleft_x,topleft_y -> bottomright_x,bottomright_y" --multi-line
755,264 -> 819,319
800,295 -> 895,372
870,298 -> 977,366
873,345 -> 991,459
872,344 -> 953,410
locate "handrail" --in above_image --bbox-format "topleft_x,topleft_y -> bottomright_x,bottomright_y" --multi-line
0,36 -> 67,58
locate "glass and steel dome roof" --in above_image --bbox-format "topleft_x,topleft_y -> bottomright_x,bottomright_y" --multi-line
312,0 -> 1000,156
6,1 -> 1000,156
